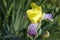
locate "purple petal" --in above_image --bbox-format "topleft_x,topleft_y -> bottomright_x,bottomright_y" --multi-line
42,14 -> 53,21
27,23 -> 38,37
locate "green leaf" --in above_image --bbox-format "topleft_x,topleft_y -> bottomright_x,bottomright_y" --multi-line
38,28 -> 42,35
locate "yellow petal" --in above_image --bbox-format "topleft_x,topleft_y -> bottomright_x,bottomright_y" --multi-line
26,2 -> 43,23
26,9 -> 38,16
31,2 -> 42,10
31,11 -> 43,23
26,9 -> 38,20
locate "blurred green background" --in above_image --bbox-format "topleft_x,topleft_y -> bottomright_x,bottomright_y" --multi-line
0,0 -> 60,40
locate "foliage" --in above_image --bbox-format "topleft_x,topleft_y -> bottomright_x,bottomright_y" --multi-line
0,0 -> 60,40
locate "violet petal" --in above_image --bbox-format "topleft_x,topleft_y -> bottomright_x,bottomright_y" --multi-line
27,23 -> 38,37
42,14 -> 53,21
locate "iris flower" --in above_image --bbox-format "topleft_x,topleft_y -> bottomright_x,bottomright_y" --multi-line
27,2 -> 53,37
